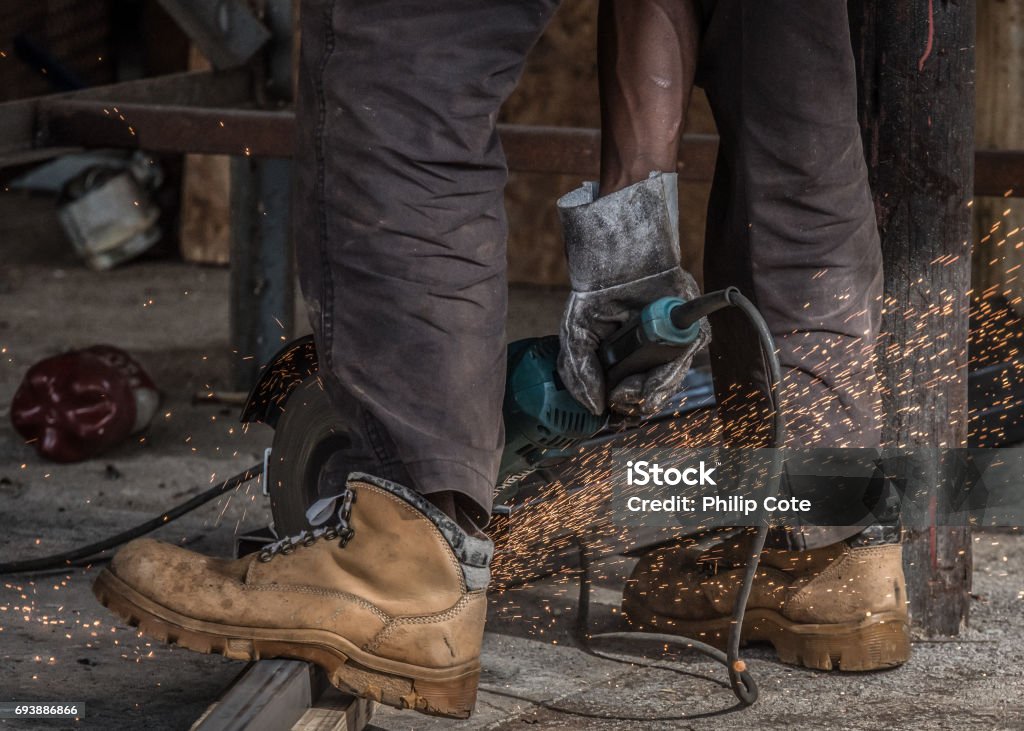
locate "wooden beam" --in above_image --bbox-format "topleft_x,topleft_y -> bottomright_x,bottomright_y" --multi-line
191,660 -> 318,731
849,0 -> 975,635
292,688 -> 374,731
191,660 -> 372,731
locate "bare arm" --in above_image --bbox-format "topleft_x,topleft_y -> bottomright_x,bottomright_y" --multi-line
598,0 -> 700,196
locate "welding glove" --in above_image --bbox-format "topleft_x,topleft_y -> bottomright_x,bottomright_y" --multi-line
557,172 -> 710,417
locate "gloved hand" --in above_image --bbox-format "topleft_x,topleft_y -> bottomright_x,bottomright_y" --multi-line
557,172 -> 709,417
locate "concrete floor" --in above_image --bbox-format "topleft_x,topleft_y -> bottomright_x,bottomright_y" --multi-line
1,193 -> 1023,730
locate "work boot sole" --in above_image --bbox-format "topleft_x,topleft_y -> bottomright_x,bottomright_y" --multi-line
92,569 -> 480,719
627,605 -> 910,671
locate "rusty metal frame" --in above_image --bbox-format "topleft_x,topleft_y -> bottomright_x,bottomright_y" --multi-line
0,69 -> 255,163
11,96 -> 720,180
0,60 -> 1019,193
3,81 -> 1021,194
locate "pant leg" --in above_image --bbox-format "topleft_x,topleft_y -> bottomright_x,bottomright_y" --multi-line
696,1 -> 884,546
294,0 -> 560,524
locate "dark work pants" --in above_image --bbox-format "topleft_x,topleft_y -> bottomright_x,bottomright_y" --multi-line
294,0 -> 882,537
698,2 -> 884,546
294,0 -> 561,525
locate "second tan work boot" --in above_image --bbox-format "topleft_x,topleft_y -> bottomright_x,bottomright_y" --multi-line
622,537 -> 910,671
92,473 -> 491,719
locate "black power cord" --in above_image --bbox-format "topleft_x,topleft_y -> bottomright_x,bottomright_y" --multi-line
571,288 -> 785,707
0,464 -> 263,575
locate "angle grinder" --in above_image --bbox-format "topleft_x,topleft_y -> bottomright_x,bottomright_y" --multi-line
251,293 -> 725,536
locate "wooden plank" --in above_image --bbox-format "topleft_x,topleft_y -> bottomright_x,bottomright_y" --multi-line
190,659 -> 316,731
850,0 -> 974,635
180,152 -> 232,263
291,688 -> 373,731
180,48 -> 232,265
191,660 -> 371,731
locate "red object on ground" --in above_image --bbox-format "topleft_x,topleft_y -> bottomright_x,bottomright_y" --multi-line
10,346 -> 160,463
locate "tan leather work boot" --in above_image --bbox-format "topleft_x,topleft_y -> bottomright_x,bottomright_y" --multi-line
92,473 -> 491,718
622,538 -> 910,671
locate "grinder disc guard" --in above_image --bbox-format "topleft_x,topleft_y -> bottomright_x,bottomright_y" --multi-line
265,375 -> 352,536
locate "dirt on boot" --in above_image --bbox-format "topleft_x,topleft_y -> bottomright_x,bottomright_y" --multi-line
92,474 -> 492,719
622,539 -> 910,672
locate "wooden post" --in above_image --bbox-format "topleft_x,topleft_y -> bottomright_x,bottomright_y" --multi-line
180,48 -> 232,266
848,1 -> 975,635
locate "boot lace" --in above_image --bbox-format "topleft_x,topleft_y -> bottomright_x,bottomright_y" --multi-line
257,489 -> 355,562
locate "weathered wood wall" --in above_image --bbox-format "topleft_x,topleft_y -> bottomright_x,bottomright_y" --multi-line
0,2 -> 114,101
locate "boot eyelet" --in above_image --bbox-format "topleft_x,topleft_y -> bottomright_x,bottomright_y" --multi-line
280,544 -> 295,555
324,529 -> 339,541
302,535 -> 317,547
258,550 -> 274,563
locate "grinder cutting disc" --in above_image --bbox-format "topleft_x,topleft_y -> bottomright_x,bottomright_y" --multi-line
265,375 -> 349,536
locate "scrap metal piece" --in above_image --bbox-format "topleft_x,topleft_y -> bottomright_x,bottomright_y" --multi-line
10,151 -> 136,194
58,168 -> 161,270
157,0 -> 271,70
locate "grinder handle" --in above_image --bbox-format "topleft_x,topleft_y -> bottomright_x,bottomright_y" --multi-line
598,295 -> 708,388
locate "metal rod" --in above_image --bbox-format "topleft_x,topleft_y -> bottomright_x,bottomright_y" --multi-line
230,156 -> 295,391
24,97 -> 1024,194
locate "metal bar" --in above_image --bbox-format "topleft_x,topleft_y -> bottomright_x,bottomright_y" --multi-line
0,70 -> 253,160
500,125 -> 600,176
499,126 -> 720,181
34,101 -> 721,177
227,0 -> 296,392
41,101 -> 289,157
14,93 -> 1024,195
68,69 -> 254,105
230,156 -> 295,390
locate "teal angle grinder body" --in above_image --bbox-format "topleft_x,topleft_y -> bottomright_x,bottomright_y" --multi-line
498,297 -> 702,495
244,296 -> 706,535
